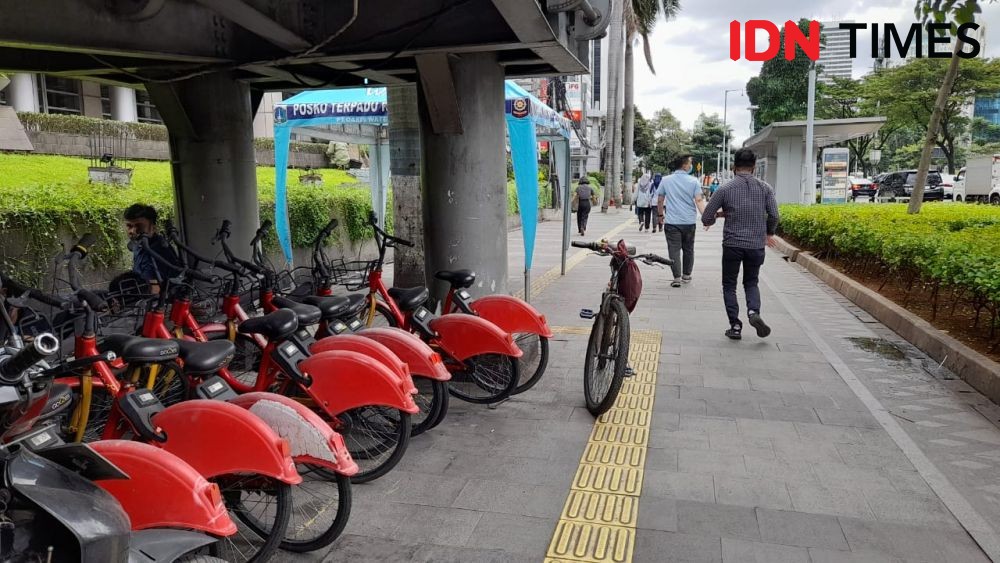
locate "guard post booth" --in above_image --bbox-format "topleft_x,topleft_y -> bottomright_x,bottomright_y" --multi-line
741,117 -> 886,204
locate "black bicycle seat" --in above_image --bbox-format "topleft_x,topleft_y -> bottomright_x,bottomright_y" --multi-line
101,334 -> 179,364
239,309 -> 298,341
174,339 -> 235,375
387,287 -> 430,312
434,270 -> 476,289
271,295 -> 322,327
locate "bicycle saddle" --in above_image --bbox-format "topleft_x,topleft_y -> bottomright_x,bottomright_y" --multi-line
174,339 -> 235,375
434,270 -> 476,289
288,294 -> 366,321
239,309 -> 298,341
387,286 -> 430,312
271,295 -> 322,327
101,334 -> 180,363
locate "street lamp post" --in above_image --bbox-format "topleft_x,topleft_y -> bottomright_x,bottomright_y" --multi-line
722,89 -> 741,180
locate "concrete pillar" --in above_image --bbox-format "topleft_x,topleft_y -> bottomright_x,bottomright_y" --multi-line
8,73 -> 39,113
420,53 -> 507,300
775,136 -> 804,204
110,86 -> 137,122
80,81 -> 103,119
387,84 -> 425,289
146,73 -> 258,258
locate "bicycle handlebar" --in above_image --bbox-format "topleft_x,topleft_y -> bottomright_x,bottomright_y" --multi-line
0,333 -> 59,382
367,211 -> 414,247
570,240 -> 673,265
251,219 -> 272,247
0,274 -> 70,309
136,235 -> 219,285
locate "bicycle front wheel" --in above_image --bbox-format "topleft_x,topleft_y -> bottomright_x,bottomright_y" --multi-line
584,297 -> 630,416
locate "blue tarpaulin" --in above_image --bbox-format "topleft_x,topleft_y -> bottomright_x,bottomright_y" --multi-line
272,82 -> 570,291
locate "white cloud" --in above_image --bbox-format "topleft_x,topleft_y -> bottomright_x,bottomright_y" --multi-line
631,0 -> 1000,147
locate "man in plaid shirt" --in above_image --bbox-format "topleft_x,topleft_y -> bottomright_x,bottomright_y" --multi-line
701,149 -> 780,340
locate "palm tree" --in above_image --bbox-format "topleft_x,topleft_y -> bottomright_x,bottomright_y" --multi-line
610,0 -> 680,209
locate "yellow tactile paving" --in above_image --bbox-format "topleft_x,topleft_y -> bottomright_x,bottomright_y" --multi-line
546,329 -> 662,563
514,217 -> 634,300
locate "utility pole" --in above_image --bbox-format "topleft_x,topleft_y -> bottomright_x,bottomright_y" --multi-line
722,89 -> 741,179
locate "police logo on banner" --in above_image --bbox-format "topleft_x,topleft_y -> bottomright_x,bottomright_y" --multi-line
512,97 -> 530,119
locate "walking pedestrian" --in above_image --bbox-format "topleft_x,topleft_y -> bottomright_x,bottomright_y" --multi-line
656,155 -> 706,288
649,173 -> 663,233
572,177 -> 598,236
634,171 -> 651,225
635,172 -> 654,232
701,148 -> 780,341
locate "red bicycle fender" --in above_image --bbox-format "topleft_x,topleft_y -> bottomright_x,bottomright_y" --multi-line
153,400 -> 301,485
298,350 -> 420,415
470,295 -> 554,338
90,440 -> 236,536
229,392 -> 358,476
356,327 -> 450,381
429,314 -> 523,362
310,335 -> 417,394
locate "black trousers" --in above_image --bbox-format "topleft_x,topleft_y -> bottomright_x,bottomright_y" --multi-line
637,206 -> 652,229
722,246 -> 766,326
663,224 -> 696,279
577,201 -> 591,233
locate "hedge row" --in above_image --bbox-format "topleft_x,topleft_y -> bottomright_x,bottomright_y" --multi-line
17,112 -> 328,154
778,204 -> 1000,332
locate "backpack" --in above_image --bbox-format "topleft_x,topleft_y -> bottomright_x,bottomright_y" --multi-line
613,240 -> 643,312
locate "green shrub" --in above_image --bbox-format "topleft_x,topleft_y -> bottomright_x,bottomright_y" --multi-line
18,112 -> 168,142
252,138 -> 330,155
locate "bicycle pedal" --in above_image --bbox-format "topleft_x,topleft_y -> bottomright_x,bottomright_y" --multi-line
579,308 -> 596,319
624,366 -> 636,377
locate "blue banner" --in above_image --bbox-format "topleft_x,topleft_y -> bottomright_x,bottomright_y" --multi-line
273,126 -> 294,264
506,116 -> 539,271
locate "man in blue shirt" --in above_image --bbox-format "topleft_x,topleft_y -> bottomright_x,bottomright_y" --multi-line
123,204 -> 180,294
656,155 -> 706,287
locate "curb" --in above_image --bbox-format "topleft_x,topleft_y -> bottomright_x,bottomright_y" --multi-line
774,236 -> 1000,405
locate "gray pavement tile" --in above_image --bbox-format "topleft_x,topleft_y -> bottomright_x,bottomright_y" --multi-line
786,482 -> 874,520
881,469 -> 935,497
676,500 -> 761,541
643,469 -> 717,503
772,438 -> 845,464
637,495 -> 680,532
721,538 -> 811,563
793,422 -> 863,444
714,475 -> 793,510
680,414 -> 739,434
679,449 -> 748,476
749,378 -> 805,394
663,372 -> 705,387
390,505 -> 484,547
340,500 -> 418,540
738,418 -> 800,440
358,470 -> 469,508
661,397 -> 709,415
319,534 -> 421,562
805,548 -> 899,563
834,443 -> 914,471
862,490 -> 962,529
703,375 -> 752,390
816,408 -> 883,429
463,512 -> 554,556
649,428 -> 711,450
707,432 -> 775,458
838,517 -> 989,562
756,507 -> 849,550
410,543 -> 535,563
646,447 -> 680,472
760,405 -> 821,423
633,530 -> 723,563
707,399 -> 765,419
651,408 -> 682,430
451,479 -> 567,519
781,391 -> 840,410
743,455 -> 818,483
810,463 -> 897,494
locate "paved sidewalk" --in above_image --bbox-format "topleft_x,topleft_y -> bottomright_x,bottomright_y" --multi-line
305,211 -> 1000,563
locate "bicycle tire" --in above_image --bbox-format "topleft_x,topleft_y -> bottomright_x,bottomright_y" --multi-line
213,474 -> 292,563
584,297 -> 630,416
511,333 -> 549,395
176,556 -> 228,563
280,466 -> 352,553
365,300 -> 398,329
411,377 -> 447,437
447,353 -> 519,404
428,380 -> 450,430
336,407 -> 411,483
206,331 -> 263,389
150,360 -> 192,407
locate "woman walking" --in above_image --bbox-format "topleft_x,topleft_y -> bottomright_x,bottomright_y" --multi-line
635,171 -> 651,226
649,173 -> 663,233
573,177 -> 597,236
635,172 -> 654,232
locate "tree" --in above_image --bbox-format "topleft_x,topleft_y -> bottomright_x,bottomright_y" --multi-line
689,113 -> 727,175
633,110 -> 655,163
971,116 -> 1000,143
908,0 -> 997,213
621,0 -> 681,205
746,19 -> 817,130
644,109 -> 690,172
601,0 -> 624,211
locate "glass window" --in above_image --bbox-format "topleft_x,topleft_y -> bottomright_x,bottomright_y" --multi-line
135,89 -> 162,124
99,85 -> 112,119
40,75 -> 82,115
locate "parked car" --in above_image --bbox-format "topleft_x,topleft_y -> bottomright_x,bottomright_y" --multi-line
848,176 -> 876,200
876,170 -> 945,202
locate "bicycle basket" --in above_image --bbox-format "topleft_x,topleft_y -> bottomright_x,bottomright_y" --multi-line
329,259 -> 376,291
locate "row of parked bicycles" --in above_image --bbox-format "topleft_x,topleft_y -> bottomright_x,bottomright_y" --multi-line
0,212 -> 553,562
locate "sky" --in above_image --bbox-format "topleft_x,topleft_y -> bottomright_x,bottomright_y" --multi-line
632,0 -> 1000,146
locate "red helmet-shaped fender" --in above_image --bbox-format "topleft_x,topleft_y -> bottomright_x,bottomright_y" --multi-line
298,350 -> 420,416
469,295 -> 553,337
356,327 -> 450,381
310,334 -> 416,395
429,314 -> 522,362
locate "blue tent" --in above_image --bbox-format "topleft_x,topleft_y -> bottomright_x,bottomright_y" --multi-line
273,82 -> 571,300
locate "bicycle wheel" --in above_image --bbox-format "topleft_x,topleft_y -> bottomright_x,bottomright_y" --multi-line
213,474 -> 292,563
280,465 -> 352,553
206,331 -> 263,389
583,298 -> 630,417
411,378 -> 447,437
511,333 -> 549,395
447,353 -> 520,404
336,406 -> 411,483
365,300 -> 397,329
150,361 -> 192,407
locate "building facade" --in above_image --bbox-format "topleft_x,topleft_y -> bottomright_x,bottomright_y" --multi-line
818,22 -> 854,84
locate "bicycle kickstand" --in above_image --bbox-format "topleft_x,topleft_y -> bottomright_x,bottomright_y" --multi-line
624,365 -> 635,378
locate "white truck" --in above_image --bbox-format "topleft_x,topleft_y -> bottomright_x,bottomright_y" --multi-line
954,154 -> 1000,204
